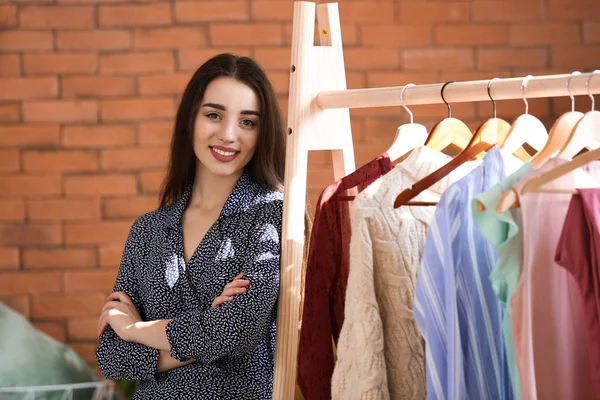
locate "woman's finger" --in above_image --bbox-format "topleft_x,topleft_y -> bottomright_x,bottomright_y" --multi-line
107,291 -> 133,305
212,295 -> 234,308
223,286 -> 247,297
224,279 -> 250,290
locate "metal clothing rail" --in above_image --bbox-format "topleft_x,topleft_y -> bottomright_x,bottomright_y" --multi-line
273,2 -> 600,399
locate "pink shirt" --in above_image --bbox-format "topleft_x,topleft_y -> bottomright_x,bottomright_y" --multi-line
511,159 -> 599,400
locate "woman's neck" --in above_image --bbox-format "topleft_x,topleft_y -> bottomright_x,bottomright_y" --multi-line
189,168 -> 243,212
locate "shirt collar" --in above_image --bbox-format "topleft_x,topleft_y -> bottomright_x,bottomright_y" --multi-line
162,172 -> 260,230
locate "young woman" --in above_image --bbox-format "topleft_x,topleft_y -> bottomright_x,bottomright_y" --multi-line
95,53 -> 286,399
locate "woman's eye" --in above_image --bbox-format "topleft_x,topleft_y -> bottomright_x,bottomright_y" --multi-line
241,119 -> 257,127
206,112 -> 220,120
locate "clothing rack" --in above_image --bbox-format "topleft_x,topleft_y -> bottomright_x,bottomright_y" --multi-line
273,2 -> 600,399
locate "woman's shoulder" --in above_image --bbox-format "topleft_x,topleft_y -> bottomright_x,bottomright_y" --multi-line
247,182 -> 284,220
127,202 -> 178,237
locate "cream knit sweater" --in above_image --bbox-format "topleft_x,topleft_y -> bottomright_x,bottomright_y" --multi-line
331,147 -> 479,400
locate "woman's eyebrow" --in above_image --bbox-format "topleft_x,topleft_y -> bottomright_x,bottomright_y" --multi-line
202,103 -> 261,117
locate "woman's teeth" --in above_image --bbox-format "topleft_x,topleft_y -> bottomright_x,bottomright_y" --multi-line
212,148 -> 236,156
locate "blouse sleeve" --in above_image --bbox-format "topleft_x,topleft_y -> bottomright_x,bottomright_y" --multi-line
96,217 -> 160,380
165,199 -> 283,364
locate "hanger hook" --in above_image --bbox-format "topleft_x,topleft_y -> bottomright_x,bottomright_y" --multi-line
400,83 -> 415,124
441,81 -> 455,118
586,70 -> 600,111
487,77 -> 499,119
520,75 -> 533,115
567,71 -> 581,112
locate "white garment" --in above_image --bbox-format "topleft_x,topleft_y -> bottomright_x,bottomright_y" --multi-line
331,146 -> 479,400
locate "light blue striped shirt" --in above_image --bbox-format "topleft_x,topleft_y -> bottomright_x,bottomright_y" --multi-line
414,146 -> 513,400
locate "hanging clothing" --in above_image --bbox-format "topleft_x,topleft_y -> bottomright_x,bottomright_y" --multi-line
332,146 -> 480,400
298,153 -> 394,400
471,161 -> 534,400
510,159 -> 599,400
555,188 -> 600,398
415,147 -> 514,400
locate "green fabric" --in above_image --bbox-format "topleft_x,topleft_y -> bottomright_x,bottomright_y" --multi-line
0,302 -> 97,400
471,161 -> 534,400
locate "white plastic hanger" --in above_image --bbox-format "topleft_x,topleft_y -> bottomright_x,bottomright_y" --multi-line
557,69 -> 600,159
386,83 -> 428,161
500,75 -> 548,160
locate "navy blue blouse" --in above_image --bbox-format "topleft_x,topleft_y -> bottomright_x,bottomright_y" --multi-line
96,172 -> 283,399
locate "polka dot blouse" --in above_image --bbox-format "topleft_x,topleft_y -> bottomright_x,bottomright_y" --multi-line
96,172 -> 283,400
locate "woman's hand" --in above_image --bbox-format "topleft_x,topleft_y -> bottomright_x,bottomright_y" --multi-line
212,272 -> 250,308
97,291 -> 142,342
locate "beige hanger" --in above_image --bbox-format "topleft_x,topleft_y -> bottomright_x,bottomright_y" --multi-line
386,83 -> 428,162
500,75 -> 548,160
425,81 -> 473,153
557,69 -> 600,159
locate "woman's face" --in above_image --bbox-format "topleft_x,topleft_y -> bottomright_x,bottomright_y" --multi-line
193,77 -> 261,180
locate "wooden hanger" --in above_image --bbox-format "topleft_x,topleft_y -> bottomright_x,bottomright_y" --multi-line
557,70 -> 600,159
386,83 -> 428,162
424,81 -> 473,153
500,75 -> 548,161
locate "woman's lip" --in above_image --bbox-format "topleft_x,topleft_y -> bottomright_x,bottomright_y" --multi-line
211,145 -> 238,152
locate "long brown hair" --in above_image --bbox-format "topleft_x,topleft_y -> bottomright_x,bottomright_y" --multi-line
159,53 -> 286,208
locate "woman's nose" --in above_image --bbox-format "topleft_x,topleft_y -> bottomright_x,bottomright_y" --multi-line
218,121 -> 237,143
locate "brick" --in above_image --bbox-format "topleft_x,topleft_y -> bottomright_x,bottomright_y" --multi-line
366,72 -> 439,88
101,147 -> 168,171
68,317 -> 100,340
439,70 -> 512,83
0,149 -> 18,172
139,73 -> 190,95
65,220 -> 131,245
98,245 -> 123,268
100,52 -> 174,74
64,174 -> 137,196
548,1 -> 600,21
23,53 -> 97,75
211,24 -> 283,46
252,48 -> 291,71
2,295 -> 30,317
140,170 -> 164,193
0,223 -> 61,245
363,25 -> 432,48
104,196 -> 158,219
250,1 -> 292,21
346,72 -> 366,90
62,76 -> 135,98
0,31 -> 53,51
33,321 -> 66,342
339,2 -> 394,23
404,48 -> 474,71
134,27 -> 207,50
32,294 -> 105,318
0,175 -> 61,198
344,49 -> 401,71
101,98 -> 175,122
70,343 -> 97,366
0,124 -> 60,147
57,30 -> 131,51
0,77 -> 57,100
265,71 -> 288,95
0,271 -> 61,295
23,150 -> 98,172
0,200 -> 25,221
64,270 -> 116,292
23,248 -> 96,269
99,3 -> 172,27
552,45 -> 600,69
478,48 -> 548,70
177,1 -> 248,22
584,23 -> 600,43
20,6 -> 94,28
63,124 -> 136,148
474,1 -> 544,22
0,55 -> 20,76
0,104 -> 19,122
139,121 -> 173,146
0,247 -> 19,269
398,2 -> 470,23
23,100 -> 98,123
0,5 -> 17,27
28,198 -> 101,221
435,25 -> 509,46
510,23 -> 580,45
177,48 -> 252,71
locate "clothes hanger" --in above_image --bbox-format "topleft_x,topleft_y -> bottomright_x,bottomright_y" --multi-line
424,81 -> 473,153
500,75 -> 548,160
496,71 -> 600,212
557,69 -> 600,159
385,83 -> 428,162
529,71 -> 584,168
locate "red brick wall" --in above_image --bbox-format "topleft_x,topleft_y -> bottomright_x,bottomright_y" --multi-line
0,0 -> 599,377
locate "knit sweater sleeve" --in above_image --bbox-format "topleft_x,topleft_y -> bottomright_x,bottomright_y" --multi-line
331,199 -> 390,400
